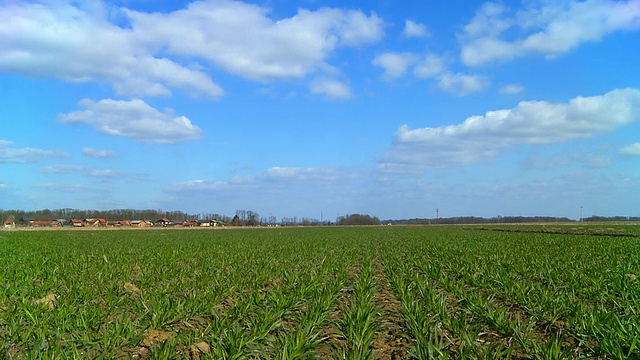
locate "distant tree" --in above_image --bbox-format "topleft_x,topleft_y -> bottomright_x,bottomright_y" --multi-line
337,214 -> 381,226
247,211 -> 259,226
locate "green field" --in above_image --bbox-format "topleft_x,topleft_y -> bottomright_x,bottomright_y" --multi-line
1,226 -> 640,359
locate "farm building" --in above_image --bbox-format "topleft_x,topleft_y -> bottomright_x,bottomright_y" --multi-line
155,218 -> 174,227
131,220 -> 148,227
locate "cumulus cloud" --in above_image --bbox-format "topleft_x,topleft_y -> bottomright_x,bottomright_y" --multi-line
0,140 -> 67,163
0,1 -> 383,97
460,0 -> 640,66
310,78 -> 352,99
620,142 -> 640,155
379,88 -> 640,172
372,52 -> 419,79
82,147 -> 115,158
0,1 -> 223,98
500,84 -> 525,95
126,1 -> 383,81
402,20 -> 429,38
413,53 -> 446,79
437,72 -> 490,96
58,98 -> 202,143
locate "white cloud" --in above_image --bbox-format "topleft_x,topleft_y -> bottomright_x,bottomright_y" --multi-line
0,140 -> 67,163
310,78 -> 352,99
620,142 -> 640,155
82,147 -> 115,158
413,53 -> 446,79
379,88 -> 640,172
33,183 -> 87,192
402,20 -> 429,38
460,0 -> 640,66
126,1 -> 383,81
500,84 -> 525,95
525,153 -> 611,169
0,1 -> 223,98
437,72 -> 490,96
169,167 -> 351,192
165,166 -> 362,215
0,1 -> 383,97
58,98 -> 202,143
41,165 -> 86,174
372,52 -> 419,79
40,165 -> 121,178
0,182 -> 6,189
371,51 -> 487,95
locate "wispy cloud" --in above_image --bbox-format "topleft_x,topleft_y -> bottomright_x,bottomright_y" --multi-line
165,166 -> 363,215
40,165 -> 121,178
82,147 -> 115,158
500,84 -> 525,95
620,142 -> 640,155
0,140 -> 67,163
379,88 -> 640,172
59,98 -> 202,143
309,78 -> 352,100
33,183 -> 88,193
372,52 -> 419,79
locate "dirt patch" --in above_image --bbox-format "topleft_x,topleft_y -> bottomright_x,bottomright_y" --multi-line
124,282 -> 142,295
188,341 -> 211,360
33,293 -> 57,311
140,329 -> 174,348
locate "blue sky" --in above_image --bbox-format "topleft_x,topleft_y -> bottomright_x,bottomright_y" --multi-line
1,0 -> 640,221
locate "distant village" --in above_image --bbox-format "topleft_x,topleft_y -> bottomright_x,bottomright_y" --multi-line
3,217 -> 225,229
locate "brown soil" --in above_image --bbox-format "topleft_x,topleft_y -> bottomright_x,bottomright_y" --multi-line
372,255 -> 412,359
33,293 -> 57,311
123,282 -> 142,295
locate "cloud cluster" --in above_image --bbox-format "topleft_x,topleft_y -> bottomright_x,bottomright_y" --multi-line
379,88 -> 640,172
0,1 -> 222,98
58,99 -> 202,143
372,51 -> 489,95
460,0 -> 640,66
0,140 -> 67,163
128,2 -> 383,81
0,0 -> 383,99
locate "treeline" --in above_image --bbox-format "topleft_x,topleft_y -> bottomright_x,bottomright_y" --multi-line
583,216 -> 640,222
0,208 -> 200,222
384,215 -> 640,225
386,216 -> 574,225
1,208 -> 384,227
337,214 -> 381,225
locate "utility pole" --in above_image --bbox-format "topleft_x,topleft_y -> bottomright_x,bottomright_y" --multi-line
580,206 -> 583,223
